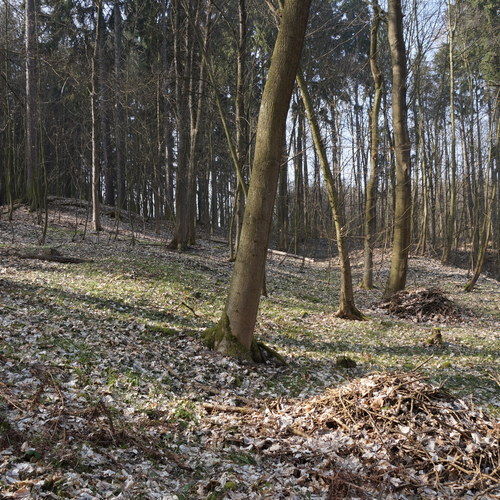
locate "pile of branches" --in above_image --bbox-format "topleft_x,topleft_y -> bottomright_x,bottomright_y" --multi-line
379,287 -> 465,322
205,373 -> 499,497
296,373 -> 498,495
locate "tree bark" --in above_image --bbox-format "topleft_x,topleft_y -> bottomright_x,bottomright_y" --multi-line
362,0 -> 383,289
205,0 -> 311,360
297,72 -> 363,320
384,0 -> 412,298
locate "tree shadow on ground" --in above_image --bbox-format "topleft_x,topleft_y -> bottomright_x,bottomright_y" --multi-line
0,277 -> 200,328
270,331 -> 500,359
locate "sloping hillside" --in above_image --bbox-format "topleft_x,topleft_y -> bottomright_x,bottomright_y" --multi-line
1,202 -> 498,498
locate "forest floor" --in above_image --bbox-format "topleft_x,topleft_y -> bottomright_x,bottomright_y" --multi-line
0,199 -> 499,499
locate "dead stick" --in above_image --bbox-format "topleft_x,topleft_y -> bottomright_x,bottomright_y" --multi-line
180,301 -> 198,317
202,403 -> 254,414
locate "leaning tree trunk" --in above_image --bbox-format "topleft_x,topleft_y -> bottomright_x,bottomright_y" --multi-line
297,72 -> 364,320
362,0 -> 383,290
384,0 -> 412,298
204,0 -> 312,361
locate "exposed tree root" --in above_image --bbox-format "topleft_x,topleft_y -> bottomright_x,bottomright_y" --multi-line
335,307 -> 366,321
202,312 -> 286,364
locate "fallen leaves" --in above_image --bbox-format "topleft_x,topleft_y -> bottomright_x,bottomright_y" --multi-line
202,372 -> 499,497
0,203 -> 498,498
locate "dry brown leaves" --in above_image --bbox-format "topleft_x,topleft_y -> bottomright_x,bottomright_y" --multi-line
204,372 -> 499,497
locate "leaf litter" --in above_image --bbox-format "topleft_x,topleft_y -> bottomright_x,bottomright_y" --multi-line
202,372 -> 499,498
0,201 -> 499,498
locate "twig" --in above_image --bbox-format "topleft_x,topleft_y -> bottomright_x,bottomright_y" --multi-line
410,355 -> 435,372
202,403 -> 254,414
180,301 -> 199,317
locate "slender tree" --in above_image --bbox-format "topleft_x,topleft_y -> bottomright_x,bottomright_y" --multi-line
114,0 -> 126,215
465,115 -> 499,291
234,0 -> 248,256
204,0 -> 312,361
442,0 -> 458,263
297,72 -> 364,320
25,0 -> 38,209
362,0 -> 383,290
91,0 -> 103,231
168,0 -> 191,250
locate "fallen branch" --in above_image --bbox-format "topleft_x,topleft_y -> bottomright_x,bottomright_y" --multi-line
202,403 -> 254,414
267,248 -> 315,263
18,253 -> 91,264
180,301 -> 198,317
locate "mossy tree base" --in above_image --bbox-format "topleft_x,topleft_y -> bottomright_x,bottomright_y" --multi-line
359,283 -> 375,291
167,237 -> 188,252
202,312 -> 286,364
335,307 -> 366,321
426,327 -> 443,346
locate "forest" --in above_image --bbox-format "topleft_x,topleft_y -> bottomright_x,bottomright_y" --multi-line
0,0 -> 499,498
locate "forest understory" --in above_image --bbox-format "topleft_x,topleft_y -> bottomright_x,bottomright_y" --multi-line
0,200 -> 499,499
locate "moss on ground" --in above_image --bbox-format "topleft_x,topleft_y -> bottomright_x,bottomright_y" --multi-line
2,233 -> 498,408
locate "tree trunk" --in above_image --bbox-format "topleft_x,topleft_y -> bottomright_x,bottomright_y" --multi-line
160,0 -> 174,219
464,192 -> 493,292
384,0 -> 412,298
465,114 -> 499,290
99,12 -> 113,207
187,3 -> 210,245
362,0 -> 383,290
277,141 -> 289,251
442,1 -> 457,263
294,101 -> 304,253
113,0 -> 125,214
297,72 -> 363,320
204,0 -> 311,360
91,0 -> 103,232
235,0 -> 248,255
25,0 -> 39,210
169,0 -> 191,250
